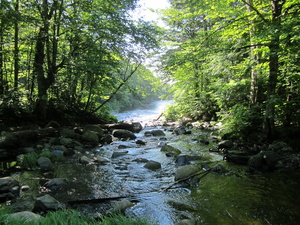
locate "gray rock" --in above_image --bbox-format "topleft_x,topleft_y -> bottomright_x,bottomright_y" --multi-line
0,177 -> 20,201
217,140 -> 233,149
248,151 -> 280,171
7,211 -> 41,223
112,129 -> 136,140
0,177 -> 19,193
82,131 -> 99,146
37,157 -> 53,171
108,200 -> 134,214
85,125 -> 104,136
100,134 -> 113,144
44,178 -> 68,191
112,151 -> 128,158
33,194 -> 65,212
175,165 -> 200,181
94,156 -> 110,163
136,139 -> 146,145
51,150 -> 64,156
60,128 -> 78,139
211,163 -> 229,174
150,129 -> 166,136
59,137 -> 73,146
144,160 -> 162,171
175,155 -> 191,167
79,156 -> 91,165
161,145 -> 181,157
173,126 -> 187,135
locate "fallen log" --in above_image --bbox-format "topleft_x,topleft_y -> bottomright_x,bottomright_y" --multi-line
68,195 -> 131,205
160,169 -> 211,192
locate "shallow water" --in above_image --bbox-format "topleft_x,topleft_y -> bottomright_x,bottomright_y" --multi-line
4,100 -> 300,224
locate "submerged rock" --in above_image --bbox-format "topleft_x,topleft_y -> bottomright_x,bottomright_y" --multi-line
175,165 -> 200,181
144,160 -> 162,171
161,145 -> 181,157
112,150 -> 129,158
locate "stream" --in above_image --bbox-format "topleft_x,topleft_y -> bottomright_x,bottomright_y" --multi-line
6,100 -> 300,224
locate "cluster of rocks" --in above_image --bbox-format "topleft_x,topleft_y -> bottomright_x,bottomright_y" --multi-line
219,139 -> 299,172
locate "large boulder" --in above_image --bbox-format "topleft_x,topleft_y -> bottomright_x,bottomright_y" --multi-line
33,194 -> 65,213
82,131 -> 99,146
7,211 -> 41,224
44,178 -> 68,191
85,125 -> 104,136
109,122 -> 143,133
175,165 -> 200,181
0,177 -> 20,202
248,151 -> 281,171
161,145 -> 181,157
112,129 -> 136,140
173,126 -> 189,135
144,129 -> 166,137
217,140 -> 233,149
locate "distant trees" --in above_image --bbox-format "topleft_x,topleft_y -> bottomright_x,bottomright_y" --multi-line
159,0 -> 300,141
0,0 -> 161,123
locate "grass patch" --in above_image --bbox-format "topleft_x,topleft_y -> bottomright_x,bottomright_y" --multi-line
0,207 -> 154,225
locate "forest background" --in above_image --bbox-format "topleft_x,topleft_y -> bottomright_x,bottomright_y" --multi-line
1,0 -> 299,145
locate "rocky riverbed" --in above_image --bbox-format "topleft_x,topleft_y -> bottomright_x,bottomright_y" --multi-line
1,118 -> 300,224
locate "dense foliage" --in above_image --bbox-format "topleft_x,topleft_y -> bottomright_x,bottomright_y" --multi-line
158,0 -> 300,141
0,0 -> 163,125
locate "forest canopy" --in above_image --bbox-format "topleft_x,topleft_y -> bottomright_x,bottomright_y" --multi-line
158,0 -> 300,141
0,0 -> 164,124
1,0 -> 299,143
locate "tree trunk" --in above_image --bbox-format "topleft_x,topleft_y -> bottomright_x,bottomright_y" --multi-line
264,0 -> 283,140
246,0 -> 258,105
14,0 -> 19,89
0,3 -> 3,95
34,27 -> 48,120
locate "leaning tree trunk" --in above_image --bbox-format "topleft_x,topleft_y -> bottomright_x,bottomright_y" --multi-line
264,0 -> 283,140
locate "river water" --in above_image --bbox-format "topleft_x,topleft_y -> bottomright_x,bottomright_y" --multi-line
7,100 -> 300,224
111,100 -> 300,224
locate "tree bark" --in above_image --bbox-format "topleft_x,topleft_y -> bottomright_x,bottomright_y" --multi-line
14,0 -> 19,89
0,3 -> 4,95
264,0 -> 284,140
246,0 -> 258,105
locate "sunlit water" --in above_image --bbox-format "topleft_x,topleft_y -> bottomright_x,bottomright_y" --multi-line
6,100 -> 300,224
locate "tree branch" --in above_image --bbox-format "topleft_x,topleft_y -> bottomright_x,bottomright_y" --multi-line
91,62 -> 141,113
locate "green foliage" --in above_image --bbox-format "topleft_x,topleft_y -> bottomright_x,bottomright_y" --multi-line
220,104 -> 264,140
18,152 -> 39,169
159,0 -> 300,140
0,208 -> 154,225
0,0 -> 162,125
